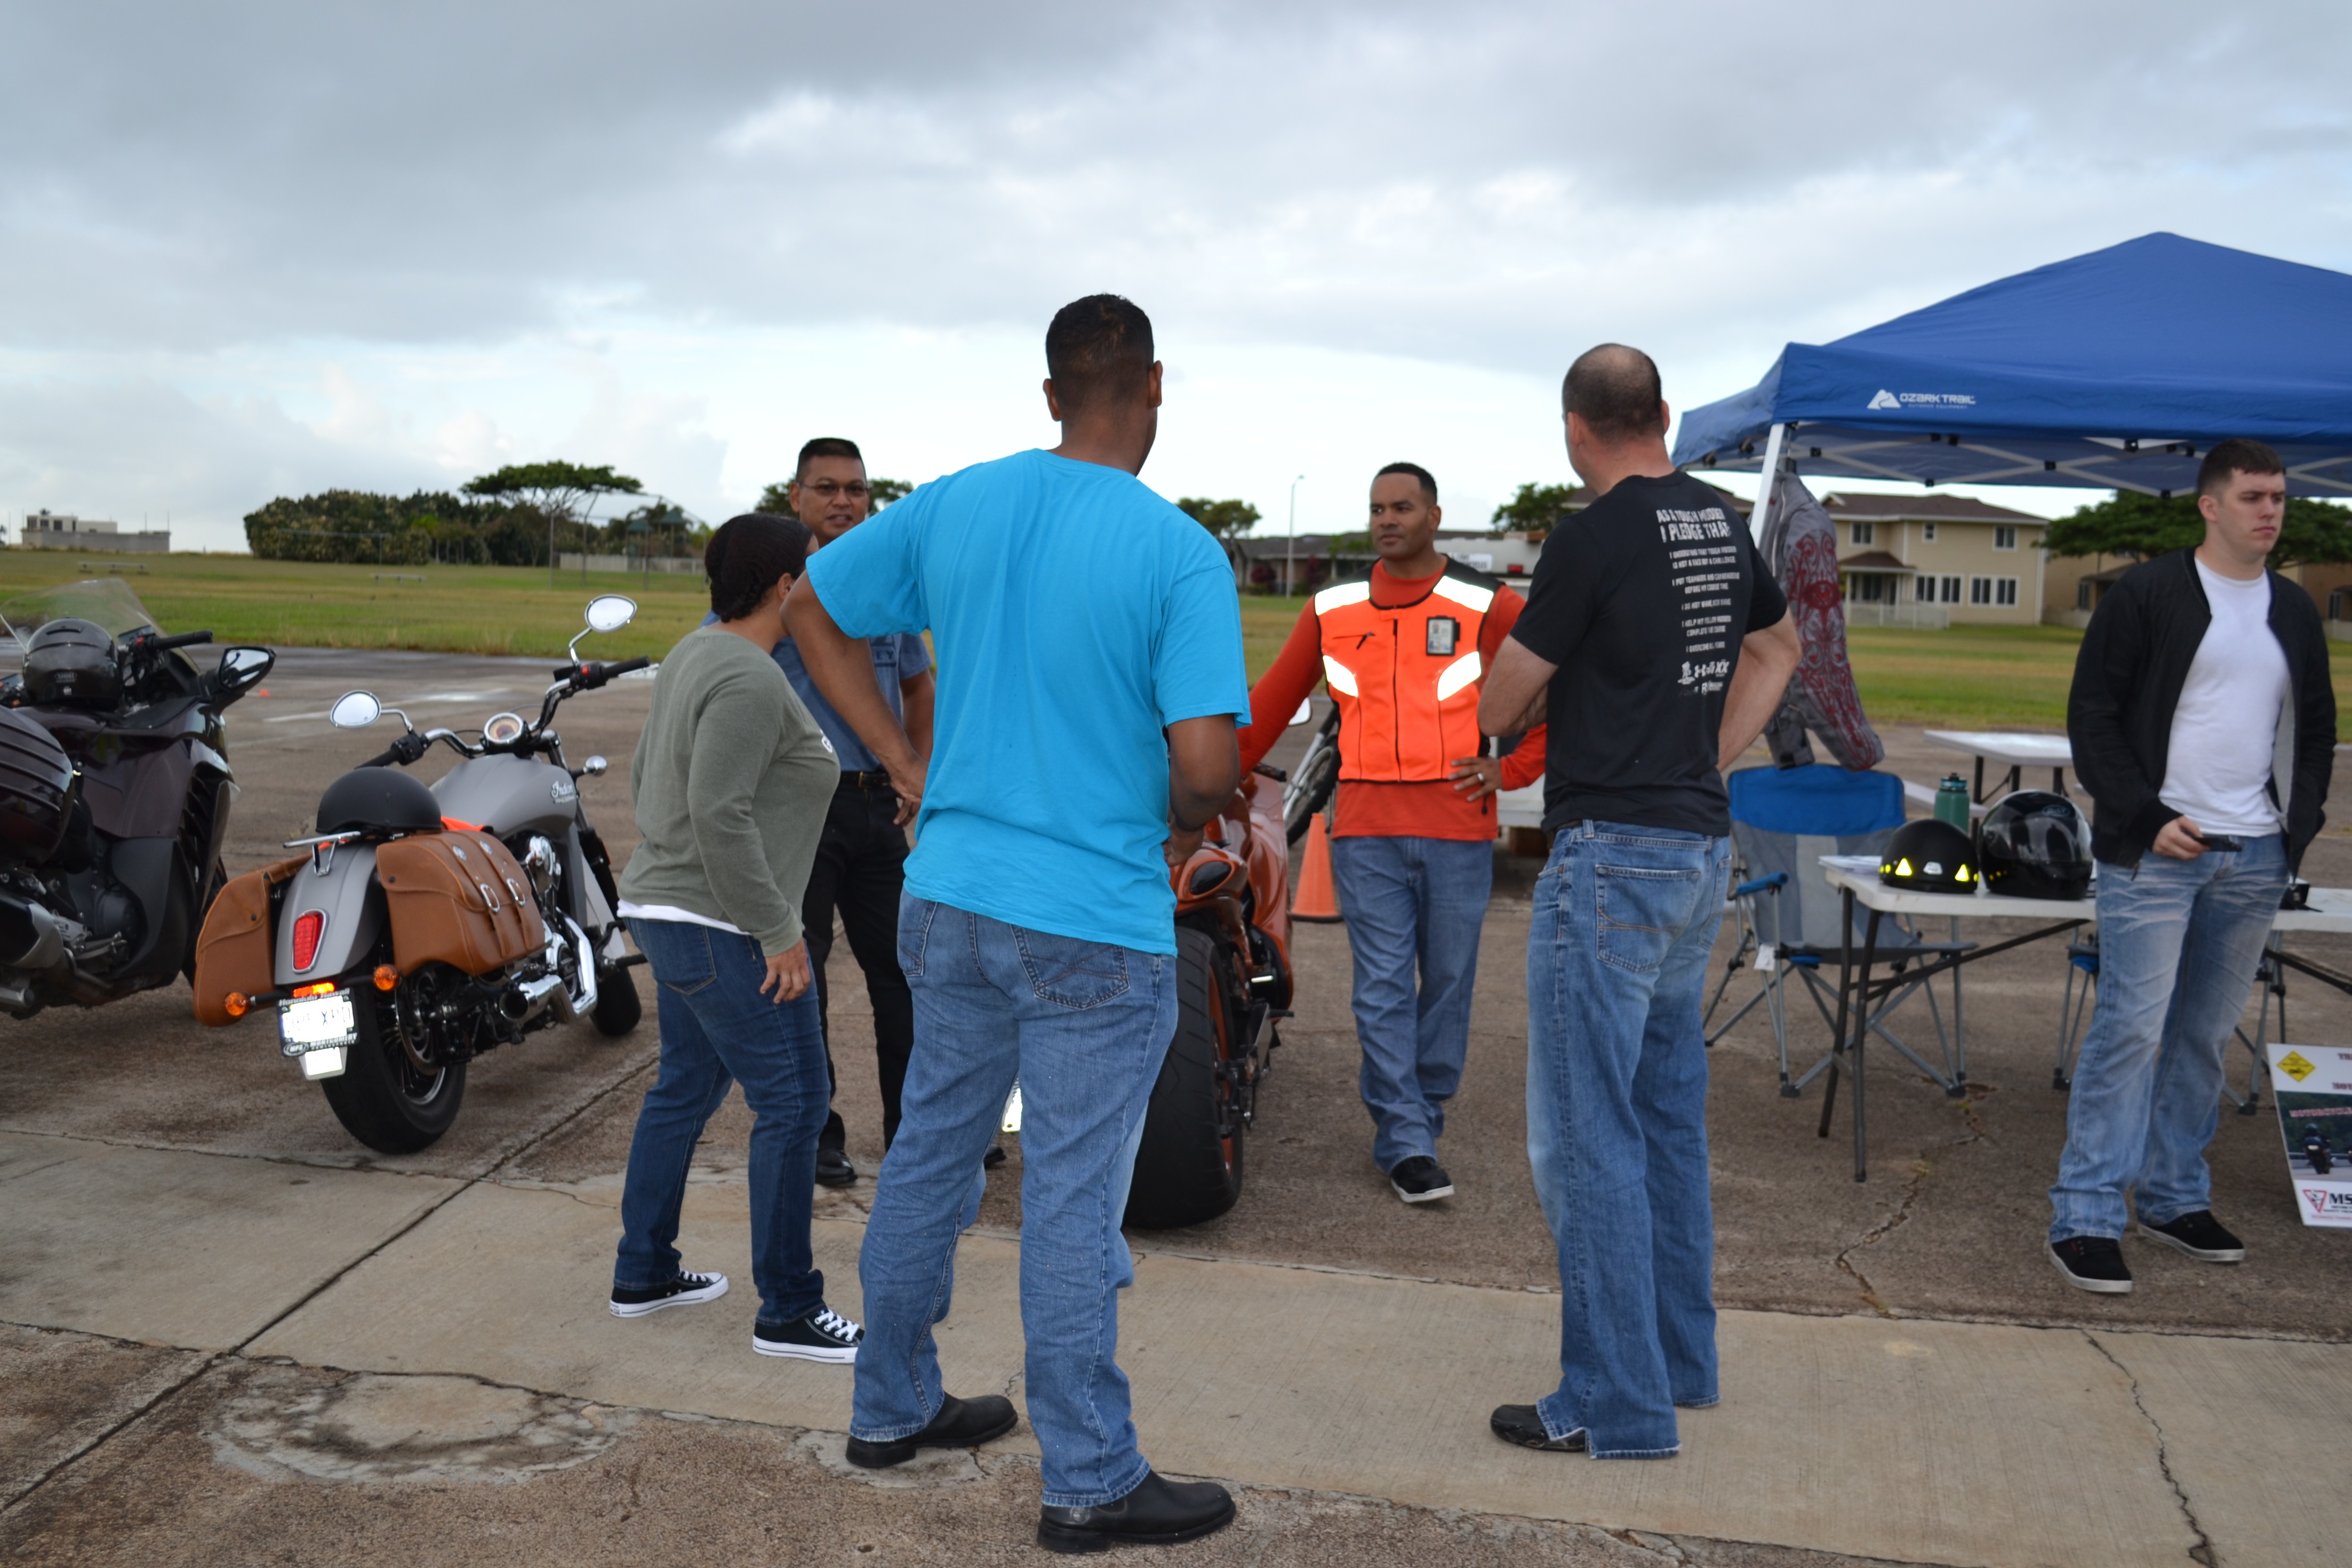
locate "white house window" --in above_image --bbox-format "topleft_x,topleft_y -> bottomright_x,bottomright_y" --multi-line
1996,577 -> 2019,606
1940,575 -> 1963,603
1970,576 -> 1992,605
1994,525 -> 2018,551
1850,521 -> 1874,546
1922,522 -> 1938,542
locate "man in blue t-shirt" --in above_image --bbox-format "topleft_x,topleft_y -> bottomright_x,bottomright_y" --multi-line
750,436 -> 935,1188
788,296 -> 1248,1552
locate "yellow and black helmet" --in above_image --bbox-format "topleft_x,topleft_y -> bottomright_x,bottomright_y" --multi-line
1879,818 -> 1977,894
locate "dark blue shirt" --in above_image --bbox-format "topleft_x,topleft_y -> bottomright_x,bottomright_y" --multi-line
698,611 -> 929,773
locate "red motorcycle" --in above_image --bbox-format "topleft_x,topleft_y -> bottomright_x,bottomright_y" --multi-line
1123,766 -> 1295,1228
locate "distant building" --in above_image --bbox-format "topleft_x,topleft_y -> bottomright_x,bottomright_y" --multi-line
1229,530 -> 1542,595
1819,493 -> 2047,627
17,509 -> 170,553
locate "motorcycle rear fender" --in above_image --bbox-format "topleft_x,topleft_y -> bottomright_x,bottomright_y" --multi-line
275,844 -> 384,987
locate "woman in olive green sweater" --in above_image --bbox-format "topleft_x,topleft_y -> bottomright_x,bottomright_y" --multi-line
608,514 -> 864,1363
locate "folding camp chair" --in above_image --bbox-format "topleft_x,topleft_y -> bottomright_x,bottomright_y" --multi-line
1705,766 -> 1975,1098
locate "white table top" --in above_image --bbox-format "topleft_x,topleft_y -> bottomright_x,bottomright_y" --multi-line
1819,856 -> 2352,935
1923,730 -> 2076,768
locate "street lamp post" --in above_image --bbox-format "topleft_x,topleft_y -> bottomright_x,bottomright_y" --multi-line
1286,474 -> 1306,598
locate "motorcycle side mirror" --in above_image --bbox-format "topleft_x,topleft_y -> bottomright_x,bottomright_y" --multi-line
584,595 -> 636,634
329,691 -> 383,729
215,646 -> 275,694
580,755 -> 609,777
1287,699 -> 1314,728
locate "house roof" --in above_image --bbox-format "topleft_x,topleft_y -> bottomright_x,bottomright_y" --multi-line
1838,550 -> 1916,573
1820,493 -> 2045,525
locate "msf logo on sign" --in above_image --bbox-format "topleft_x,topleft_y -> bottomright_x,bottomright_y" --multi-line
2303,1187 -> 2352,1219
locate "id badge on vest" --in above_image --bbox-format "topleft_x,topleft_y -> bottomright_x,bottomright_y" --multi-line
1426,616 -> 1460,657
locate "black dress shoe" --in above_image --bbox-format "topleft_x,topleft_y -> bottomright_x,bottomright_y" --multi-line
1038,1470 -> 1235,1554
843,1393 -> 1017,1469
1490,1403 -> 1587,1452
815,1144 -> 856,1188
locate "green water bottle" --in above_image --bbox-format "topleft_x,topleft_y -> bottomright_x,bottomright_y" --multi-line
1934,774 -> 1971,831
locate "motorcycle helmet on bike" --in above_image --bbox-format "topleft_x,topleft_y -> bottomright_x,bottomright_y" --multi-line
1978,790 -> 2093,900
20,619 -> 120,709
1878,818 -> 1977,894
315,768 -> 443,837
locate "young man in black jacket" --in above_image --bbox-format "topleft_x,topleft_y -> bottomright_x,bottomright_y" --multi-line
2049,438 -> 2335,1293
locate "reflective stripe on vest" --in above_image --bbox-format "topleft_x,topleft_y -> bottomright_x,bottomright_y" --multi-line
1313,566 -> 1496,783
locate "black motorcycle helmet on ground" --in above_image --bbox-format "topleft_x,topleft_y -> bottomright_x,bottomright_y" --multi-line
20,619 -> 121,709
315,768 -> 443,837
1879,817 -> 1978,894
1978,790 -> 2093,900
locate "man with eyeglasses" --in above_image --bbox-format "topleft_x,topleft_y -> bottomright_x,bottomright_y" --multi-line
749,436 -> 935,1185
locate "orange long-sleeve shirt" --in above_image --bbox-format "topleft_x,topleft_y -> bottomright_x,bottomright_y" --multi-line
1238,562 -> 1547,840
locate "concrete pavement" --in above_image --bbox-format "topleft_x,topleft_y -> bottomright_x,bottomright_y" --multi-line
8,653 -> 2352,1562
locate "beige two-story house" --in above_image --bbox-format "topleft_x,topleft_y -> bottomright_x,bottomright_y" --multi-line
1826,494 -> 2048,627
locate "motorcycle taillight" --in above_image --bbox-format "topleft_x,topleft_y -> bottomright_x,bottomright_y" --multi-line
291,911 -> 325,971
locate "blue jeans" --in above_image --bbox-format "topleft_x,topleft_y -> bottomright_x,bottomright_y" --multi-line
1526,821 -> 1729,1458
852,896 -> 1175,1509
2048,835 -> 2286,1242
1329,835 -> 1495,1171
615,919 -> 831,1325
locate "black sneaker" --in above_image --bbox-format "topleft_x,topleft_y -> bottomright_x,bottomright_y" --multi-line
1389,1155 -> 1454,1203
608,1269 -> 729,1318
1038,1471 -> 1236,1554
984,1143 -> 1008,1169
2048,1235 -> 2133,1294
845,1393 -> 1019,1468
815,1144 -> 857,1188
752,1306 -> 863,1362
1489,1404 -> 1587,1452
2139,1210 -> 2245,1263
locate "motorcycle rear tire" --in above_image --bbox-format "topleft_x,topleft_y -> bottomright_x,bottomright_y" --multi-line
591,964 -> 642,1037
1124,925 -> 1246,1230
322,988 -> 468,1154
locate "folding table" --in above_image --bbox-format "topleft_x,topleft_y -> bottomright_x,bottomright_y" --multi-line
1922,729 -> 2075,803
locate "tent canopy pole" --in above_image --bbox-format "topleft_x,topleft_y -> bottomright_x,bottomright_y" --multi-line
1747,423 -> 1787,540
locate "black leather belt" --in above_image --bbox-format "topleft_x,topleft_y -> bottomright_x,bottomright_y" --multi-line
840,769 -> 893,791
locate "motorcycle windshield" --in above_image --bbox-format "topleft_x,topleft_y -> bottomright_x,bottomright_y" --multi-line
0,579 -> 161,648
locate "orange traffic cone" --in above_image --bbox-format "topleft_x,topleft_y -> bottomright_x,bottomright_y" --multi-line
1292,812 -> 1343,923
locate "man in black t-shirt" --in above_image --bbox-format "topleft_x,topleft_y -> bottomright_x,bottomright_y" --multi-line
1477,345 -> 1799,1462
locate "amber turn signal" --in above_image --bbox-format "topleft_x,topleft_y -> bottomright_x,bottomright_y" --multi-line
373,965 -> 399,992
224,992 -> 250,1018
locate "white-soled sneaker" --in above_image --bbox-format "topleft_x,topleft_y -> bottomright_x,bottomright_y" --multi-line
754,1305 -> 864,1363
609,1269 -> 729,1318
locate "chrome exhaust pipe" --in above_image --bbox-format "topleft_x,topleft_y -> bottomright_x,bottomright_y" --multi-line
498,973 -> 566,1023
0,977 -> 36,1016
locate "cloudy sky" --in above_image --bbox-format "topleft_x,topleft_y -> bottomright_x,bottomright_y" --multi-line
5,2 -> 2350,551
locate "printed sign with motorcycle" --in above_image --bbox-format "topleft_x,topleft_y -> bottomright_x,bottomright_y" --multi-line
2267,1044 -> 2352,1228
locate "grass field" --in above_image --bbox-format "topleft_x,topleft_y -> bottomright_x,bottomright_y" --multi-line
10,550 -> 2352,728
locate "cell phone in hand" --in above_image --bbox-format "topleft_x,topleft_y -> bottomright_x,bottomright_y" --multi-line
2191,831 -> 2245,852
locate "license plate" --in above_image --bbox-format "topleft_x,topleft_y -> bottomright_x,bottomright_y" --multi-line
279,991 -> 358,1056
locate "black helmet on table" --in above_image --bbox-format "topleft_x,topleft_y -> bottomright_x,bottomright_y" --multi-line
21,619 -> 120,709
1978,790 -> 2092,900
1879,818 -> 1977,894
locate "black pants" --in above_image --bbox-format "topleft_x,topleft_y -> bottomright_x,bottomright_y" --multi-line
805,773 -> 915,1150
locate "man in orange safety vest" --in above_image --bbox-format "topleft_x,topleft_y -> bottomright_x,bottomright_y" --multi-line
1237,462 -> 1545,1204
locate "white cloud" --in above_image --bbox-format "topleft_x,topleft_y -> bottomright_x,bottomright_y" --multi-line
3,1 -> 2349,546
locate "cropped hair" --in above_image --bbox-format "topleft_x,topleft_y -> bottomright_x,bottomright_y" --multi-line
1562,344 -> 1667,440
1374,461 -> 1437,504
796,437 -> 863,477
2197,438 -> 2285,498
1045,294 -> 1155,415
705,512 -> 811,622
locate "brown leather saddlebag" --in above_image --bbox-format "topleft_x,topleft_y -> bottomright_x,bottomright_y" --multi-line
375,829 -> 546,977
190,853 -> 311,1026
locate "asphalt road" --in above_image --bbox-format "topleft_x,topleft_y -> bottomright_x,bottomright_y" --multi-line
9,646 -> 2352,1565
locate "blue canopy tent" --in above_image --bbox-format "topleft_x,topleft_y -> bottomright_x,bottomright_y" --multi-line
1673,233 -> 2352,537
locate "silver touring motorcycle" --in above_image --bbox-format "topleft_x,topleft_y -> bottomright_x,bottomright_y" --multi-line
198,595 -> 649,1153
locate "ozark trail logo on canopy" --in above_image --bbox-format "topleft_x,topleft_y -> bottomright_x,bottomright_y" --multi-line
1865,389 -> 1979,411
